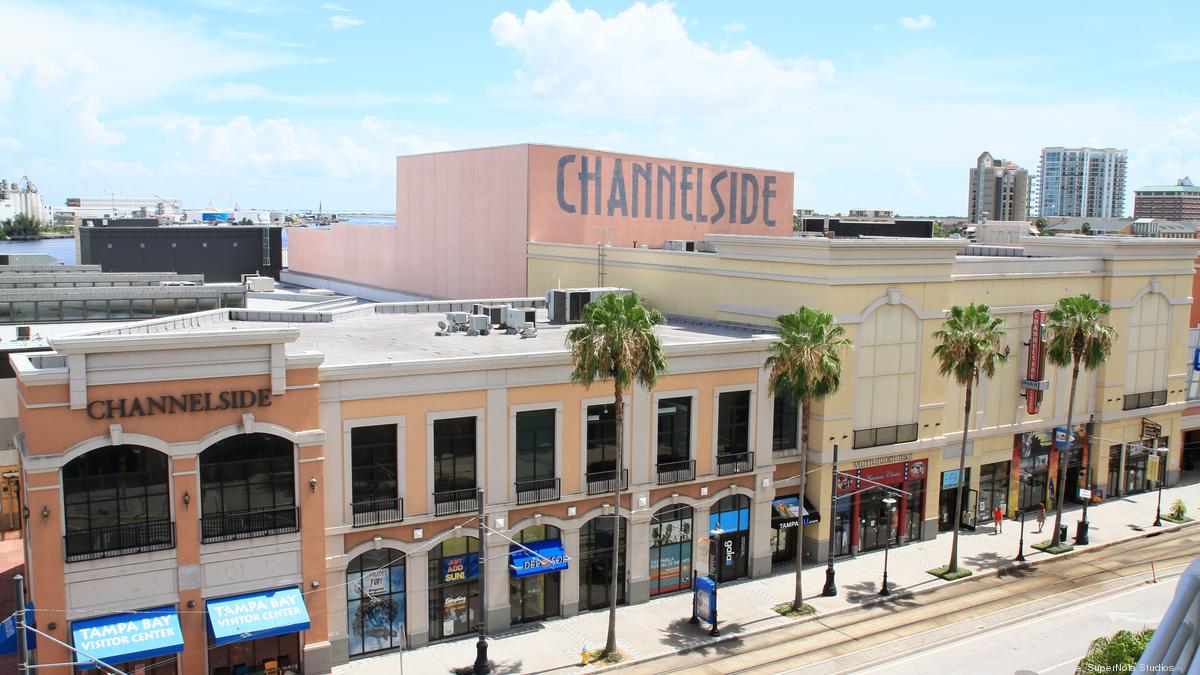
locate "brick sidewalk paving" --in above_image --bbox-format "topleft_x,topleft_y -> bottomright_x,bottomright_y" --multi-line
337,481 -> 1200,674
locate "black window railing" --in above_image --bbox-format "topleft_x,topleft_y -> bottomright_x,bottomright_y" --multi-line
351,497 -> 405,528
433,487 -> 479,516
585,469 -> 629,495
1123,390 -> 1167,411
515,477 -> 560,505
716,451 -> 754,476
64,520 -> 175,562
200,505 -> 299,544
656,459 -> 696,485
853,423 -> 919,449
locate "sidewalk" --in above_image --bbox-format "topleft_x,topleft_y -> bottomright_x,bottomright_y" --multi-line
336,482 -> 1200,674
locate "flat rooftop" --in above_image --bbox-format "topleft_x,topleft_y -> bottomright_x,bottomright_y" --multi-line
52,300 -> 772,368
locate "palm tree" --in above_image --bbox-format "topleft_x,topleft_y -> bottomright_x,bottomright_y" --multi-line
933,303 -> 1009,574
765,307 -> 852,612
566,292 -> 666,657
1045,294 -> 1116,546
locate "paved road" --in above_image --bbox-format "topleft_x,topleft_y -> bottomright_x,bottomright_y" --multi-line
613,527 -> 1198,675
859,576 -> 1177,675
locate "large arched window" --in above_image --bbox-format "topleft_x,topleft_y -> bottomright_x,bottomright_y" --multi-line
1124,293 -> 1170,410
650,504 -> 693,596
709,495 -> 751,582
63,444 -> 172,561
346,548 -> 406,656
199,433 -> 296,543
509,524 -> 563,624
854,303 -> 920,448
579,515 -> 627,611
428,536 -> 479,641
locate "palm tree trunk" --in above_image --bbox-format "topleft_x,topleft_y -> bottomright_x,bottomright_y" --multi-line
603,378 -> 624,656
948,376 -> 975,574
1052,360 -> 1080,546
792,397 -> 810,611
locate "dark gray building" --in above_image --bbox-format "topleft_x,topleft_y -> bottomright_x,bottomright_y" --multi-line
78,225 -> 283,282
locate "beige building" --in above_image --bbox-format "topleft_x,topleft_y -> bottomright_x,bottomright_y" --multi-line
968,151 -> 1030,223
530,234 -> 1200,559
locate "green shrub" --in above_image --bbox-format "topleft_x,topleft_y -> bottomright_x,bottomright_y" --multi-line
926,565 -> 973,580
773,602 -> 816,617
1168,499 -> 1187,521
1076,628 -> 1153,674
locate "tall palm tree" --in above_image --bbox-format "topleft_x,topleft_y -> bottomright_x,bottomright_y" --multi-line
566,292 -> 666,657
1045,294 -> 1116,546
765,307 -> 852,612
933,303 -> 1009,574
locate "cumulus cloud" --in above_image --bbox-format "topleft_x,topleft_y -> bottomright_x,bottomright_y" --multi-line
899,15 -> 935,31
320,2 -> 349,10
1133,108 -> 1200,184
0,136 -> 20,154
330,15 -> 365,29
490,1 -> 834,120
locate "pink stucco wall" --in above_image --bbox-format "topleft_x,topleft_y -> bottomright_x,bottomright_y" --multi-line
287,145 -> 530,299
286,143 -> 794,299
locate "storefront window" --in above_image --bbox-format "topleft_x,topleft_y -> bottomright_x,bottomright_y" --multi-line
650,505 -> 693,596
350,425 -> 399,524
199,433 -> 297,543
347,548 -> 406,656
579,516 -> 627,611
509,525 -> 562,624
208,632 -> 301,674
979,461 -> 1010,518
708,495 -> 750,582
428,536 -> 480,641
63,445 -> 172,561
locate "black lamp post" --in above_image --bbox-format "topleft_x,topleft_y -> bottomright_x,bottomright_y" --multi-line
1153,448 -> 1167,527
474,487 -> 489,675
1016,510 -> 1026,562
879,497 -> 896,597
1075,416 -> 1095,545
822,443 -> 840,597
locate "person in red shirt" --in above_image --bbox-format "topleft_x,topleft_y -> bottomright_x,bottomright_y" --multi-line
993,505 -> 1004,534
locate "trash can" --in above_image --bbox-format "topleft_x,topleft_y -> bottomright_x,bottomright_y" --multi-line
1059,525 -> 1068,543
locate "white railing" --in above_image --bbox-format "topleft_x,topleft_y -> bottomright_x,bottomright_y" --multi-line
1136,556 -> 1200,673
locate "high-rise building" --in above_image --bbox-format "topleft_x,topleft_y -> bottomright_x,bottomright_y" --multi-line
1134,177 -> 1200,220
967,152 -> 1030,222
1037,147 -> 1127,218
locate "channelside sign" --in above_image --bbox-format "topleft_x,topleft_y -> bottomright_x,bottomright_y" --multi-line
86,388 -> 273,420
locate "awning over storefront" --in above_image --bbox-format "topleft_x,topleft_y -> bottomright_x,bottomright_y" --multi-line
206,587 -> 311,646
71,605 -> 182,669
510,538 -> 569,577
771,496 -> 821,527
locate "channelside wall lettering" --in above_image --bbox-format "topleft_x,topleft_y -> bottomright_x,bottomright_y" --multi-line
554,154 -> 781,227
86,389 -> 272,420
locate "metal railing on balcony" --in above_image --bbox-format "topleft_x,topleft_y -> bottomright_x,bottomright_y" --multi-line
853,423 -> 919,449
585,469 -> 629,496
716,451 -> 754,476
656,458 -> 696,485
200,505 -> 299,544
64,519 -> 175,562
1123,390 -> 1168,411
515,477 -> 560,505
433,487 -> 479,516
351,497 -> 405,528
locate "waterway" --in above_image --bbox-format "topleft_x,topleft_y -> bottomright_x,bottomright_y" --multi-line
0,237 -> 77,264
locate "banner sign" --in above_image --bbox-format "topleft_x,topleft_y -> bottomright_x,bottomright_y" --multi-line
1025,309 -> 1046,414
693,576 -> 717,625
441,553 -> 480,584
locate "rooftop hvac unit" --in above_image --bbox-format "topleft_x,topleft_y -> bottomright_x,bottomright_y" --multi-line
695,240 -> 717,253
16,326 -> 30,341
245,276 -> 275,292
467,314 -> 491,335
547,289 -> 568,324
663,239 -> 695,251
446,311 -> 469,331
502,307 -> 536,330
547,288 -> 633,324
473,303 -> 508,326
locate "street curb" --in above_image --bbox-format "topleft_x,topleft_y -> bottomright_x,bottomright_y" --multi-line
594,518 -> 1199,672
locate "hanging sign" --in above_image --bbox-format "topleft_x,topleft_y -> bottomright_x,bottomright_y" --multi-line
1024,309 -> 1047,414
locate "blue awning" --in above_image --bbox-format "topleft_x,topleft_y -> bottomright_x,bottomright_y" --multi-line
510,538 -> 569,577
207,587 -> 311,646
71,606 -> 182,670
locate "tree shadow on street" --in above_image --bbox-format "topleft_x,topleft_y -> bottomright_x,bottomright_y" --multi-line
963,550 -> 1013,571
454,658 -> 526,675
655,616 -> 746,656
841,580 -> 919,612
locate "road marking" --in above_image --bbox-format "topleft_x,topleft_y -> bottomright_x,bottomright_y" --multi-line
1037,654 -> 1085,674
838,570 -> 1183,675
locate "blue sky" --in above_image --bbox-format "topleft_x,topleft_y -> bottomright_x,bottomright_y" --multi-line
2,1 -> 1199,215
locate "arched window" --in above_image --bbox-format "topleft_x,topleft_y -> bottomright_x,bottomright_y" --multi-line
1124,293 -> 1170,410
63,444 -> 172,561
579,515 -> 627,611
854,303 -> 920,448
709,495 -> 751,582
346,548 -> 406,656
428,536 -> 479,641
199,433 -> 296,543
650,504 -> 693,596
509,524 -> 563,624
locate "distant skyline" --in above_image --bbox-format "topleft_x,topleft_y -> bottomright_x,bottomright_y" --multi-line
1,1 -> 1199,215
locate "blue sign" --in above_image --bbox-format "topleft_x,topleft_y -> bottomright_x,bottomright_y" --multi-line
201,212 -> 230,221
510,538 -> 569,577
1194,347 -> 1200,372
1055,426 -> 1074,449
441,553 -> 479,584
941,469 -> 962,489
709,507 -> 750,533
72,606 -> 182,669
207,587 -> 310,646
0,605 -> 35,656
693,576 -> 717,624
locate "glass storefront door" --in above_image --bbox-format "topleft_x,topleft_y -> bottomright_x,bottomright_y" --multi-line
509,525 -> 563,625
979,461 -> 1010,516
857,487 -> 898,552
346,548 -> 406,656
834,500 -> 852,557
650,505 -> 693,595
579,516 -> 627,611
427,536 -> 480,642
709,495 -> 751,582
1108,448 -> 1122,498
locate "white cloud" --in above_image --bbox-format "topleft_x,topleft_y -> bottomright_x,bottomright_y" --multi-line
1133,108 -> 1200,185
491,1 -> 833,120
723,21 -> 746,32
330,15 -> 365,29
899,15 -> 935,31
899,167 -> 924,196
0,136 -> 20,153
321,2 -> 349,10
199,83 -> 450,106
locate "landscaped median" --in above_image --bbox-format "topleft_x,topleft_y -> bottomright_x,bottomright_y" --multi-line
926,565 -> 973,581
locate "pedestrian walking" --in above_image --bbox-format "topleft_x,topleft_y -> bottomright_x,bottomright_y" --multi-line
1036,503 -> 1046,532
993,505 -> 1003,534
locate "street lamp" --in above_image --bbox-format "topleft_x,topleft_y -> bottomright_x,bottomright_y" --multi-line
1075,415 -> 1095,546
1016,510 -> 1026,562
1152,448 -> 1168,527
879,497 -> 896,597
822,443 -> 840,597
474,487 -> 489,675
